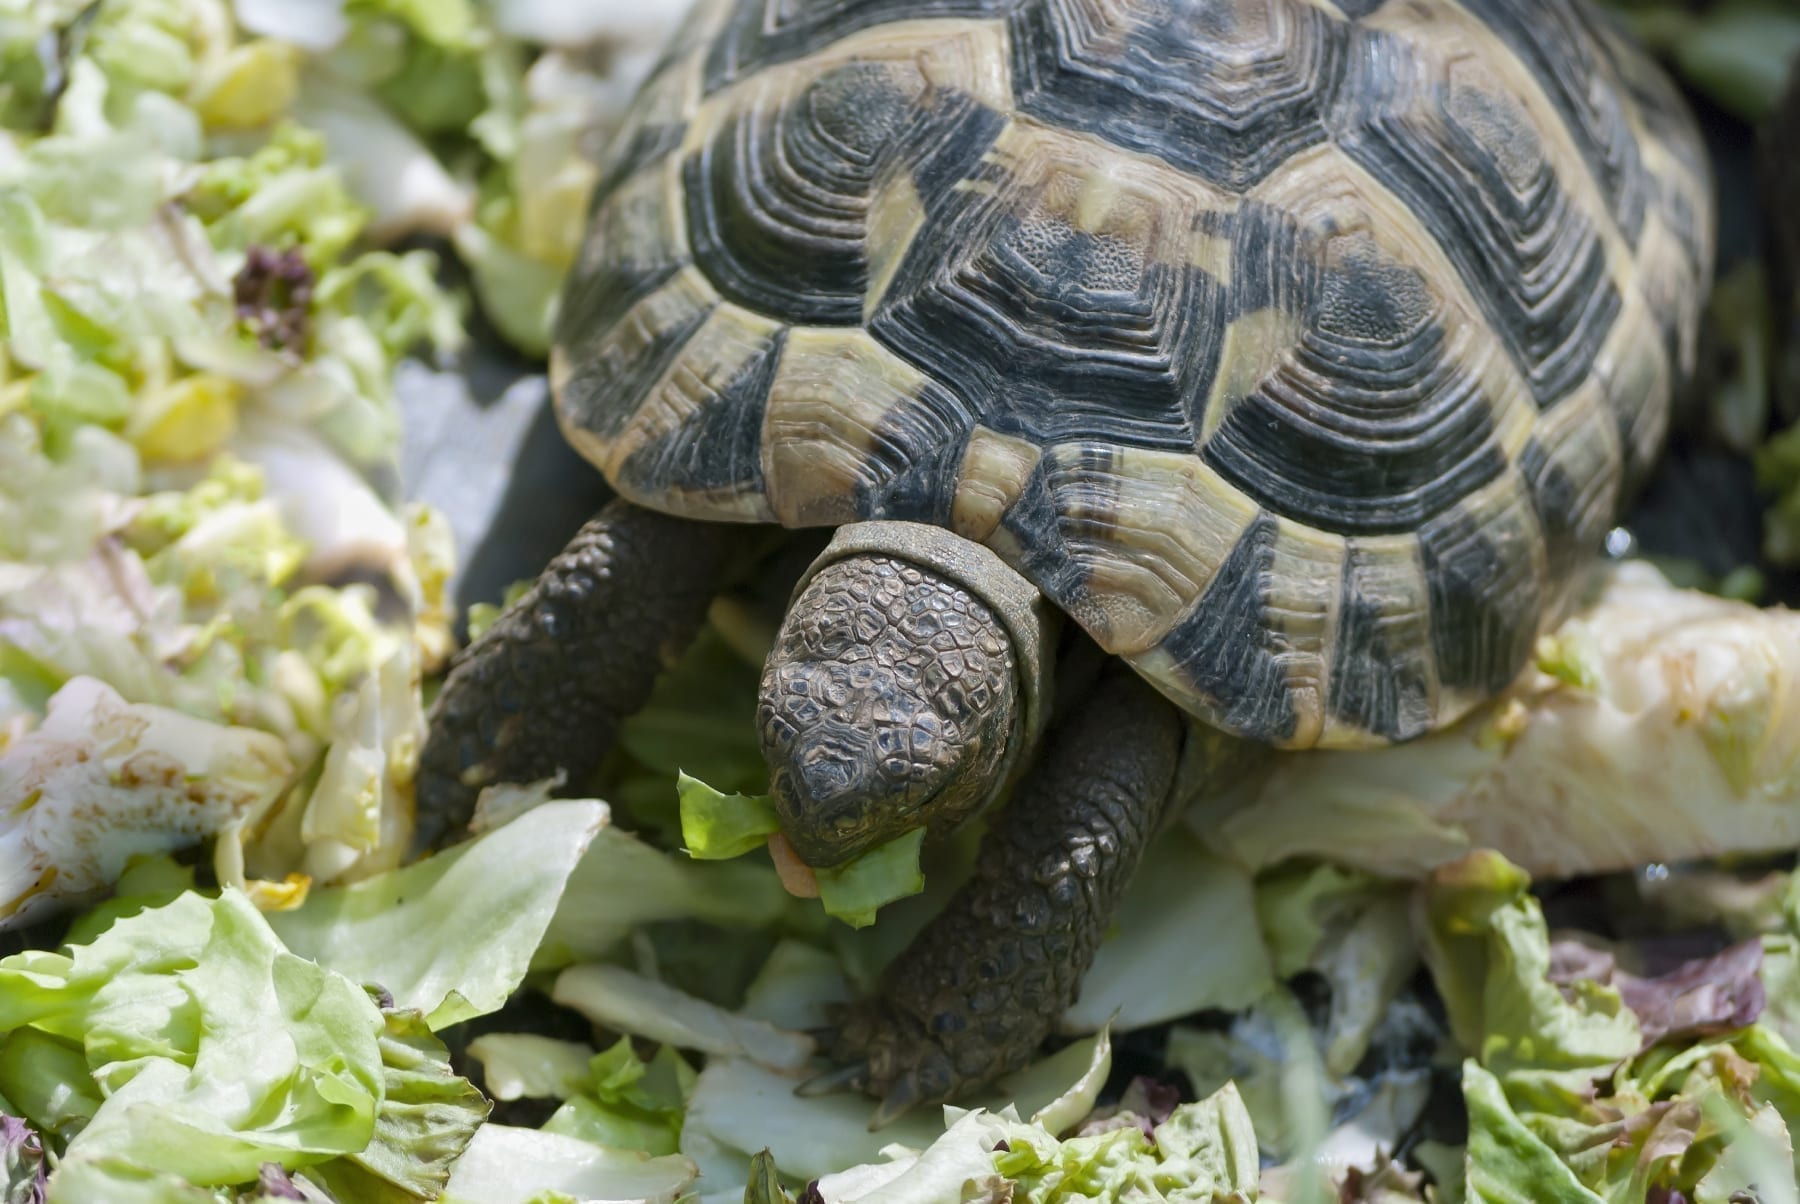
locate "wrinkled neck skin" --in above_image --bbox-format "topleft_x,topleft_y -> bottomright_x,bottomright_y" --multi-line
755,523 -> 1048,868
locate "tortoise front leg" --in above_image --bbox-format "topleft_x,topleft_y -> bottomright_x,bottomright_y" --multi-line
821,660 -> 1185,1126
413,498 -> 738,853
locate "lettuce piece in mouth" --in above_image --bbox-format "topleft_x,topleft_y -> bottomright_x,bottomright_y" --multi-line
676,771 -> 927,928
812,828 -> 928,930
678,773 -> 780,862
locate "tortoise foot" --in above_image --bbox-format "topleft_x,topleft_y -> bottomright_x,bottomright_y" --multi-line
806,995 -> 1000,1130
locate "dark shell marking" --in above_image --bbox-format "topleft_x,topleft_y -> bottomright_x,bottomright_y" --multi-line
551,0 -> 1714,750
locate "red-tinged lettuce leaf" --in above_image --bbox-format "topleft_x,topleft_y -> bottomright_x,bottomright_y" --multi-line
1,1114 -> 47,1204
1548,939 -> 1766,1050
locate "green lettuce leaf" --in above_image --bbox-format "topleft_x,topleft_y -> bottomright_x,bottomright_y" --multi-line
0,889 -> 385,1186
1461,1061 -> 1604,1204
1419,851 -> 1642,1101
549,965 -> 814,1074
345,0 -> 478,49
813,827 -> 928,929
465,1035 -> 595,1102
268,800 -> 611,1029
793,1074 -> 1259,1204
307,1007 -> 491,1204
1419,849 -> 1800,1201
533,825 -> 796,970
677,773 -> 780,862
538,1040 -> 695,1158
681,1031 -> 1113,1188
1064,827 -> 1275,1034
668,767 -> 928,929
441,1126 -> 696,1204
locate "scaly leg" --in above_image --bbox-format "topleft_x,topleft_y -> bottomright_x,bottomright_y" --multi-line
413,499 -> 738,853
821,660 -> 1186,1126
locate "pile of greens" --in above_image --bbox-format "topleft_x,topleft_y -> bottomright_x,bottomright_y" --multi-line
7,0 -> 1800,1201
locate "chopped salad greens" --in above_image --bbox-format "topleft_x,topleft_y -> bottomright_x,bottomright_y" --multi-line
5,0 -> 1800,1201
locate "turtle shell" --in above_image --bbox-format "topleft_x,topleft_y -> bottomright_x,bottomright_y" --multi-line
549,0 -> 1715,750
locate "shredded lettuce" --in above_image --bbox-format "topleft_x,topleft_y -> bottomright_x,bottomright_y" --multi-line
0,0 -> 470,927
786,1071 -> 1262,1204
1196,562 -> 1800,880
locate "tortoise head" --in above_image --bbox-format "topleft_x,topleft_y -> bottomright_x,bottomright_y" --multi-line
756,523 -> 1051,868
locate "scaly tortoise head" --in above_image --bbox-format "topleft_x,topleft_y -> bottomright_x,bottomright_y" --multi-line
548,0 -> 1716,769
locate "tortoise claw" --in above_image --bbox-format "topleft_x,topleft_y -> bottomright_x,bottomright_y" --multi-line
796,1062 -> 868,1097
868,1075 -> 923,1131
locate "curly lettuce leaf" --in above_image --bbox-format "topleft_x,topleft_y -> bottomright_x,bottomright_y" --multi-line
0,889 -> 385,1187
1420,851 -> 1642,1097
1418,848 -> 1800,1201
306,1007 -> 491,1204
1460,1061 -> 1604,1204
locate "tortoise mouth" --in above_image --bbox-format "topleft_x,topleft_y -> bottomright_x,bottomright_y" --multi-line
767,753 -> 896,869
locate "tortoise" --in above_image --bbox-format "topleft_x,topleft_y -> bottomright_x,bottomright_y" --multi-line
417,0 -> 1716,1125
